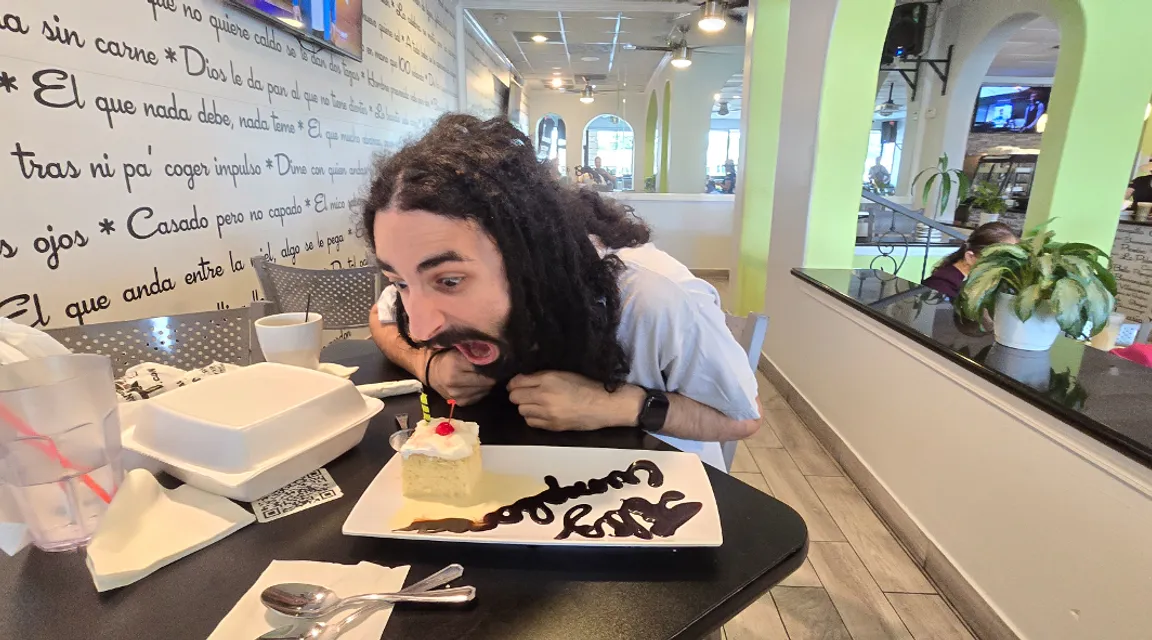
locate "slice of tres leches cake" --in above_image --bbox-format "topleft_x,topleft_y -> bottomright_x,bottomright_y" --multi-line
400,418 -> 482,500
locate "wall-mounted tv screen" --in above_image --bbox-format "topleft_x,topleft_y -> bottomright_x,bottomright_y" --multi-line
227,0 -> 363,61
971,85 -> 1051,133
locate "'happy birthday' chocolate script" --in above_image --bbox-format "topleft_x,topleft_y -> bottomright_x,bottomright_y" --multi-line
397,460 -> 703,540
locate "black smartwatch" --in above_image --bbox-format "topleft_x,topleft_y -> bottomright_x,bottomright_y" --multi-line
637,389 -> 670,433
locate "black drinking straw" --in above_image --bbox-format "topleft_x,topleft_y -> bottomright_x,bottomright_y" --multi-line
305,291 -> 312,322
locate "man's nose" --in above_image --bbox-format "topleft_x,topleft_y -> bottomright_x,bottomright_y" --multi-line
405,290 -> 446,342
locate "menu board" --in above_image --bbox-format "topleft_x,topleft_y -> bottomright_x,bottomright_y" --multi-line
1110,222 -> 1152,324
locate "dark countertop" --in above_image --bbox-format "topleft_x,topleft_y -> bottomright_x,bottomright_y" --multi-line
0,341 -> 808,640
793,268 -> 1152,469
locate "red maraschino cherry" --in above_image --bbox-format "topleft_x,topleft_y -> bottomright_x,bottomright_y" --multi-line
436,399 -> 458,435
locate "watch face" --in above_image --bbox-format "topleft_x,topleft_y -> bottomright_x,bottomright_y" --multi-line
640,391 -> 669,433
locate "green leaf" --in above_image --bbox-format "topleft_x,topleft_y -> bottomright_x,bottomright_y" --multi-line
1055,242 -> 1105,261
1059,255 -> 1095,280
980,243 -> 1030,263
1093,261 -> 1118,296
1030,229 -> 1055,256
940,174 -> 952,217
1014,284 -> 1043,322
1036,254 -> 1056,284
921,173 -> 938,211
1081,277 -> 1113,335
960,265 -> 1009,320
956,170 -> 971,203
1050,278 -> 1087,333
940,153 -> 949,171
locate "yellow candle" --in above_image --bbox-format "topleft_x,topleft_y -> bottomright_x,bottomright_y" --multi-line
419,392 -> 431,422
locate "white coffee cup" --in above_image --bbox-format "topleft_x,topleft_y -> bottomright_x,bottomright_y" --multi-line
254,312 -> 323,369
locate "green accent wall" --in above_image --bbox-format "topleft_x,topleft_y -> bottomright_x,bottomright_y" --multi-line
734,0 -> 789,314
645,91 -> 658,191
803,0 -> 895,268
659,81 -> 672,193
1025,0 -> 1152,252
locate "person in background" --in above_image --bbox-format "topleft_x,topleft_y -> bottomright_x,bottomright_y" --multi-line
1124,167 -> 1152,210
720,177 -> 736,195
591,156 -> 617,189
723,159 -> 737,193
1020,90 -> 1046,132
922,221 -> 1018,300
365,114 -> 761,442
867,158 -> 890,189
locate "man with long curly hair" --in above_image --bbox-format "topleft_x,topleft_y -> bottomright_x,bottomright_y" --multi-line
365,115 -> 760,442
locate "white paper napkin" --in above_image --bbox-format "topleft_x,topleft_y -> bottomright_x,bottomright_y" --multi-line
0,484 -> 30,557
85,469 -> 255,592
356,379 -> 422,398
207,560 -> 411,640
318,362 -> 359,379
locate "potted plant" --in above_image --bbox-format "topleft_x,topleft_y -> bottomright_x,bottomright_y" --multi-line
913,153 -> 971,222
968,181 -> 1007,225
958,225 -> 1117,351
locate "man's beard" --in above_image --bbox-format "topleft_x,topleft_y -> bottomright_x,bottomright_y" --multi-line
409,326 -> 520,381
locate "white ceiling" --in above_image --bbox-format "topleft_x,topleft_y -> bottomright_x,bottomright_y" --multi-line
986,17 -> 1060,78
468,8 -> 746,95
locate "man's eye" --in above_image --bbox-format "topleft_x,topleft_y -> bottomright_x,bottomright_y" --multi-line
391,281 -> 408,291
438,277 -> 462,288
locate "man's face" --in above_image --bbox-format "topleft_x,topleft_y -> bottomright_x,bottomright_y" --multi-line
594,157 -> 603,168
374,209 -> 514,373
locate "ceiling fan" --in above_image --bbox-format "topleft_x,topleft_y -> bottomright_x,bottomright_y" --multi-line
622,25 -> 700,68
875,83 -> 903,117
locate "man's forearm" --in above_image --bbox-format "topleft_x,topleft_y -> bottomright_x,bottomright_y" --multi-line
368,308 -> 428,381
602,384 -> 760,442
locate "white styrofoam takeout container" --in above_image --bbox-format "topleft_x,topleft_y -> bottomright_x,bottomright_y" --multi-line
122,363 -> 384,501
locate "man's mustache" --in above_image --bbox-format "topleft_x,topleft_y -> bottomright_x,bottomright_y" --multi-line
410,327 -> 505,351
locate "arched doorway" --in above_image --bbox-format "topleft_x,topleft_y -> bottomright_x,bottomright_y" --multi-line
581,114 -> 635,191
706,71 -> 743,193
535,114 -> 567,178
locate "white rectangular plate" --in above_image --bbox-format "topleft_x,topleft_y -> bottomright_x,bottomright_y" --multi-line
343,446 -> 722,547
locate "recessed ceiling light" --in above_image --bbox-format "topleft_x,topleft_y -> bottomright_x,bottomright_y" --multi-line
733,95 -> 741,99
553,66 -> 562,70
581,56 -> 600,62
551,77 -> 563,88
553,71 -> 562,75
531,34 -> 548,43
713,93 -> 721,101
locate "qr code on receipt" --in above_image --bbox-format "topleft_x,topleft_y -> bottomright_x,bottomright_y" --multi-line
253,469 -> 343,523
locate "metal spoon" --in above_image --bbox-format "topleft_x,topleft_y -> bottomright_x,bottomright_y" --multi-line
256,586 -> 474,640
261,564 -> 468,618
256,602 -> 395,640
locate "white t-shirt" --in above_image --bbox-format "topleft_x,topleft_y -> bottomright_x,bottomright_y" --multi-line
375,243 -> 760,422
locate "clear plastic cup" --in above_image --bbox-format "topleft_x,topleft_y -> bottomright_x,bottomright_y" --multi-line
0,354 -> 124,552
1089,312 -> 1127,352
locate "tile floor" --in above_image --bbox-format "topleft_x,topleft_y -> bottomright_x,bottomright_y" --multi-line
704,278 -> 977,640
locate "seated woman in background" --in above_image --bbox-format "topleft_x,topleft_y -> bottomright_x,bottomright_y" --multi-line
922,221 -> 1017,300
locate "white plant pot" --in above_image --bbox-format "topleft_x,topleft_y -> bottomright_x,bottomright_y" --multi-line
978,209 -> 1000,225
993,293 -> 1061,351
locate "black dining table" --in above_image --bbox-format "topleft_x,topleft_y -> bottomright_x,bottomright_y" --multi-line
0,340 -> 808,640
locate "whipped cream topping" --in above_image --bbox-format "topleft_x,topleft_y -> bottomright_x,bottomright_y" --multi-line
400,418 -> 480,460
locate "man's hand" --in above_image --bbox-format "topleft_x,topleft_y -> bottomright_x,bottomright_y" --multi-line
507,371 -> 644,431
427,349 -> 497,406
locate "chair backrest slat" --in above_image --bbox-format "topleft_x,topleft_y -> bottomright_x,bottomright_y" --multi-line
250,256 -> 378,330
720,311 -> 770,472
46,303 -> 270,378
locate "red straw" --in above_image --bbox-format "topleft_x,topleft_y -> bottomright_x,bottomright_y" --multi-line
447,399 -> 456,422
0,402 -> 113,504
